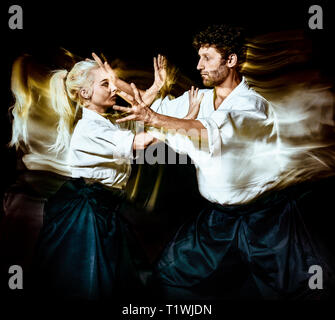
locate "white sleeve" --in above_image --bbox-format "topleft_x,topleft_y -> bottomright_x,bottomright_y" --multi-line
197,117 -> 223,156
91,121 -> 135,159
70,120 -> 135,167
150,98 -> 163,113
147,127 -> 197,156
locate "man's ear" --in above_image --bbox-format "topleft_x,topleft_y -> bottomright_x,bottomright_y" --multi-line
80,88 -> 92,100
227,54 -> 238,68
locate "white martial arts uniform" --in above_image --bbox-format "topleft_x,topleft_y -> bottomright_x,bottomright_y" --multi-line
67,107 -> 135,189
150,77 -> 285,204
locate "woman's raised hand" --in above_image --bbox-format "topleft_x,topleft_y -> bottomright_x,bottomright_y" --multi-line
140,54 -> 167,105
92,52 -> 118,85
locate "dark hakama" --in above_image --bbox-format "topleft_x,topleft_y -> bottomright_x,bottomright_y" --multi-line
153,177 -> 335,300
29,178 -> 142,301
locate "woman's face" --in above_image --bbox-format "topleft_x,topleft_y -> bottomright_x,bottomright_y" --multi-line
88,68 -> 117,109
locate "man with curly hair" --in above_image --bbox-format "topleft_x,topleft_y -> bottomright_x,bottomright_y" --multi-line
192,24 -> 246,86
113,25 -> 334,300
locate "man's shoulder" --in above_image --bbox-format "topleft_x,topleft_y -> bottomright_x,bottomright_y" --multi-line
248,87 -> 268,102
235,86 -> 269,112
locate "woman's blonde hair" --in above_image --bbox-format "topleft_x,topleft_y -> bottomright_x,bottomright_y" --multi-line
9,55 -> 48,149
9,57 -> 99,153
49,59 -> 98,153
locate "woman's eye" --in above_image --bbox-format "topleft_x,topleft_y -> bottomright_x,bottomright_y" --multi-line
102,82 -> 109,87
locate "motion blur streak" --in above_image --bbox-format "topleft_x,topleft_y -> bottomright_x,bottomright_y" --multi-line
242,30 -> 335,190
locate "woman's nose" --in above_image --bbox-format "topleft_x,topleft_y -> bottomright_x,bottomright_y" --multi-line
109,82 -> 117,92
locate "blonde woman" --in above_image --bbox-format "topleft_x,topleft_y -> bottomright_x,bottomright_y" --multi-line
30,56 -> 166,300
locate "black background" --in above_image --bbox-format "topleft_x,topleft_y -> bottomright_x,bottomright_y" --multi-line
1,0 -> 335,313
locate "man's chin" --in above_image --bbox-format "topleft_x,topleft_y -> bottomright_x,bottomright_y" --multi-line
202,80 -> 214,87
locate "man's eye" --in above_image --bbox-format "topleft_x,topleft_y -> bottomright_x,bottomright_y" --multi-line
102,82 -> 109,87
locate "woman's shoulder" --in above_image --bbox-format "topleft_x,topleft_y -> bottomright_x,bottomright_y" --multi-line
74,117 -> 110,134
72,116 -> 126,147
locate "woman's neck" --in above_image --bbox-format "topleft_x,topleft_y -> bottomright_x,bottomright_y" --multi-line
86,104 -> 108,114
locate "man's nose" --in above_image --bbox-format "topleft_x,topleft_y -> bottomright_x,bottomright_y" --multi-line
197,59 -> 203,70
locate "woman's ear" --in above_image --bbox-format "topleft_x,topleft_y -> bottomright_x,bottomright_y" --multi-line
80,87 -> 92,100
227,53 -> 238,68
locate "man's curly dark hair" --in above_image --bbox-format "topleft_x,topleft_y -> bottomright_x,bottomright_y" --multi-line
193,24 -> 246,65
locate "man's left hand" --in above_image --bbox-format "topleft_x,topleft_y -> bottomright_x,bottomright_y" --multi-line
113,83 -> 154,124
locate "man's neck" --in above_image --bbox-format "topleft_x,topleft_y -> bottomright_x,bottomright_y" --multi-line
213,72 -> 241,110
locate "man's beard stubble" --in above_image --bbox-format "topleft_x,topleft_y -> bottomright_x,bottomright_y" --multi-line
202,63 -> 228,87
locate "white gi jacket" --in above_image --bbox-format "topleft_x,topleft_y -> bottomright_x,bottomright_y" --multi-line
67,108 -> 135,189
151,77 -> 284,204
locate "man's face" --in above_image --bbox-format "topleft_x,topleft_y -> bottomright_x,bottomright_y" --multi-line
197,45 -> 229,87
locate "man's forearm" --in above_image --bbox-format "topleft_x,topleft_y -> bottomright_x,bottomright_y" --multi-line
148,111 -> 208,140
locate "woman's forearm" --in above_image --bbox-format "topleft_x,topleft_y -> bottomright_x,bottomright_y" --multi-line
142,83 -> 160,106
115,78 -> 143,96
